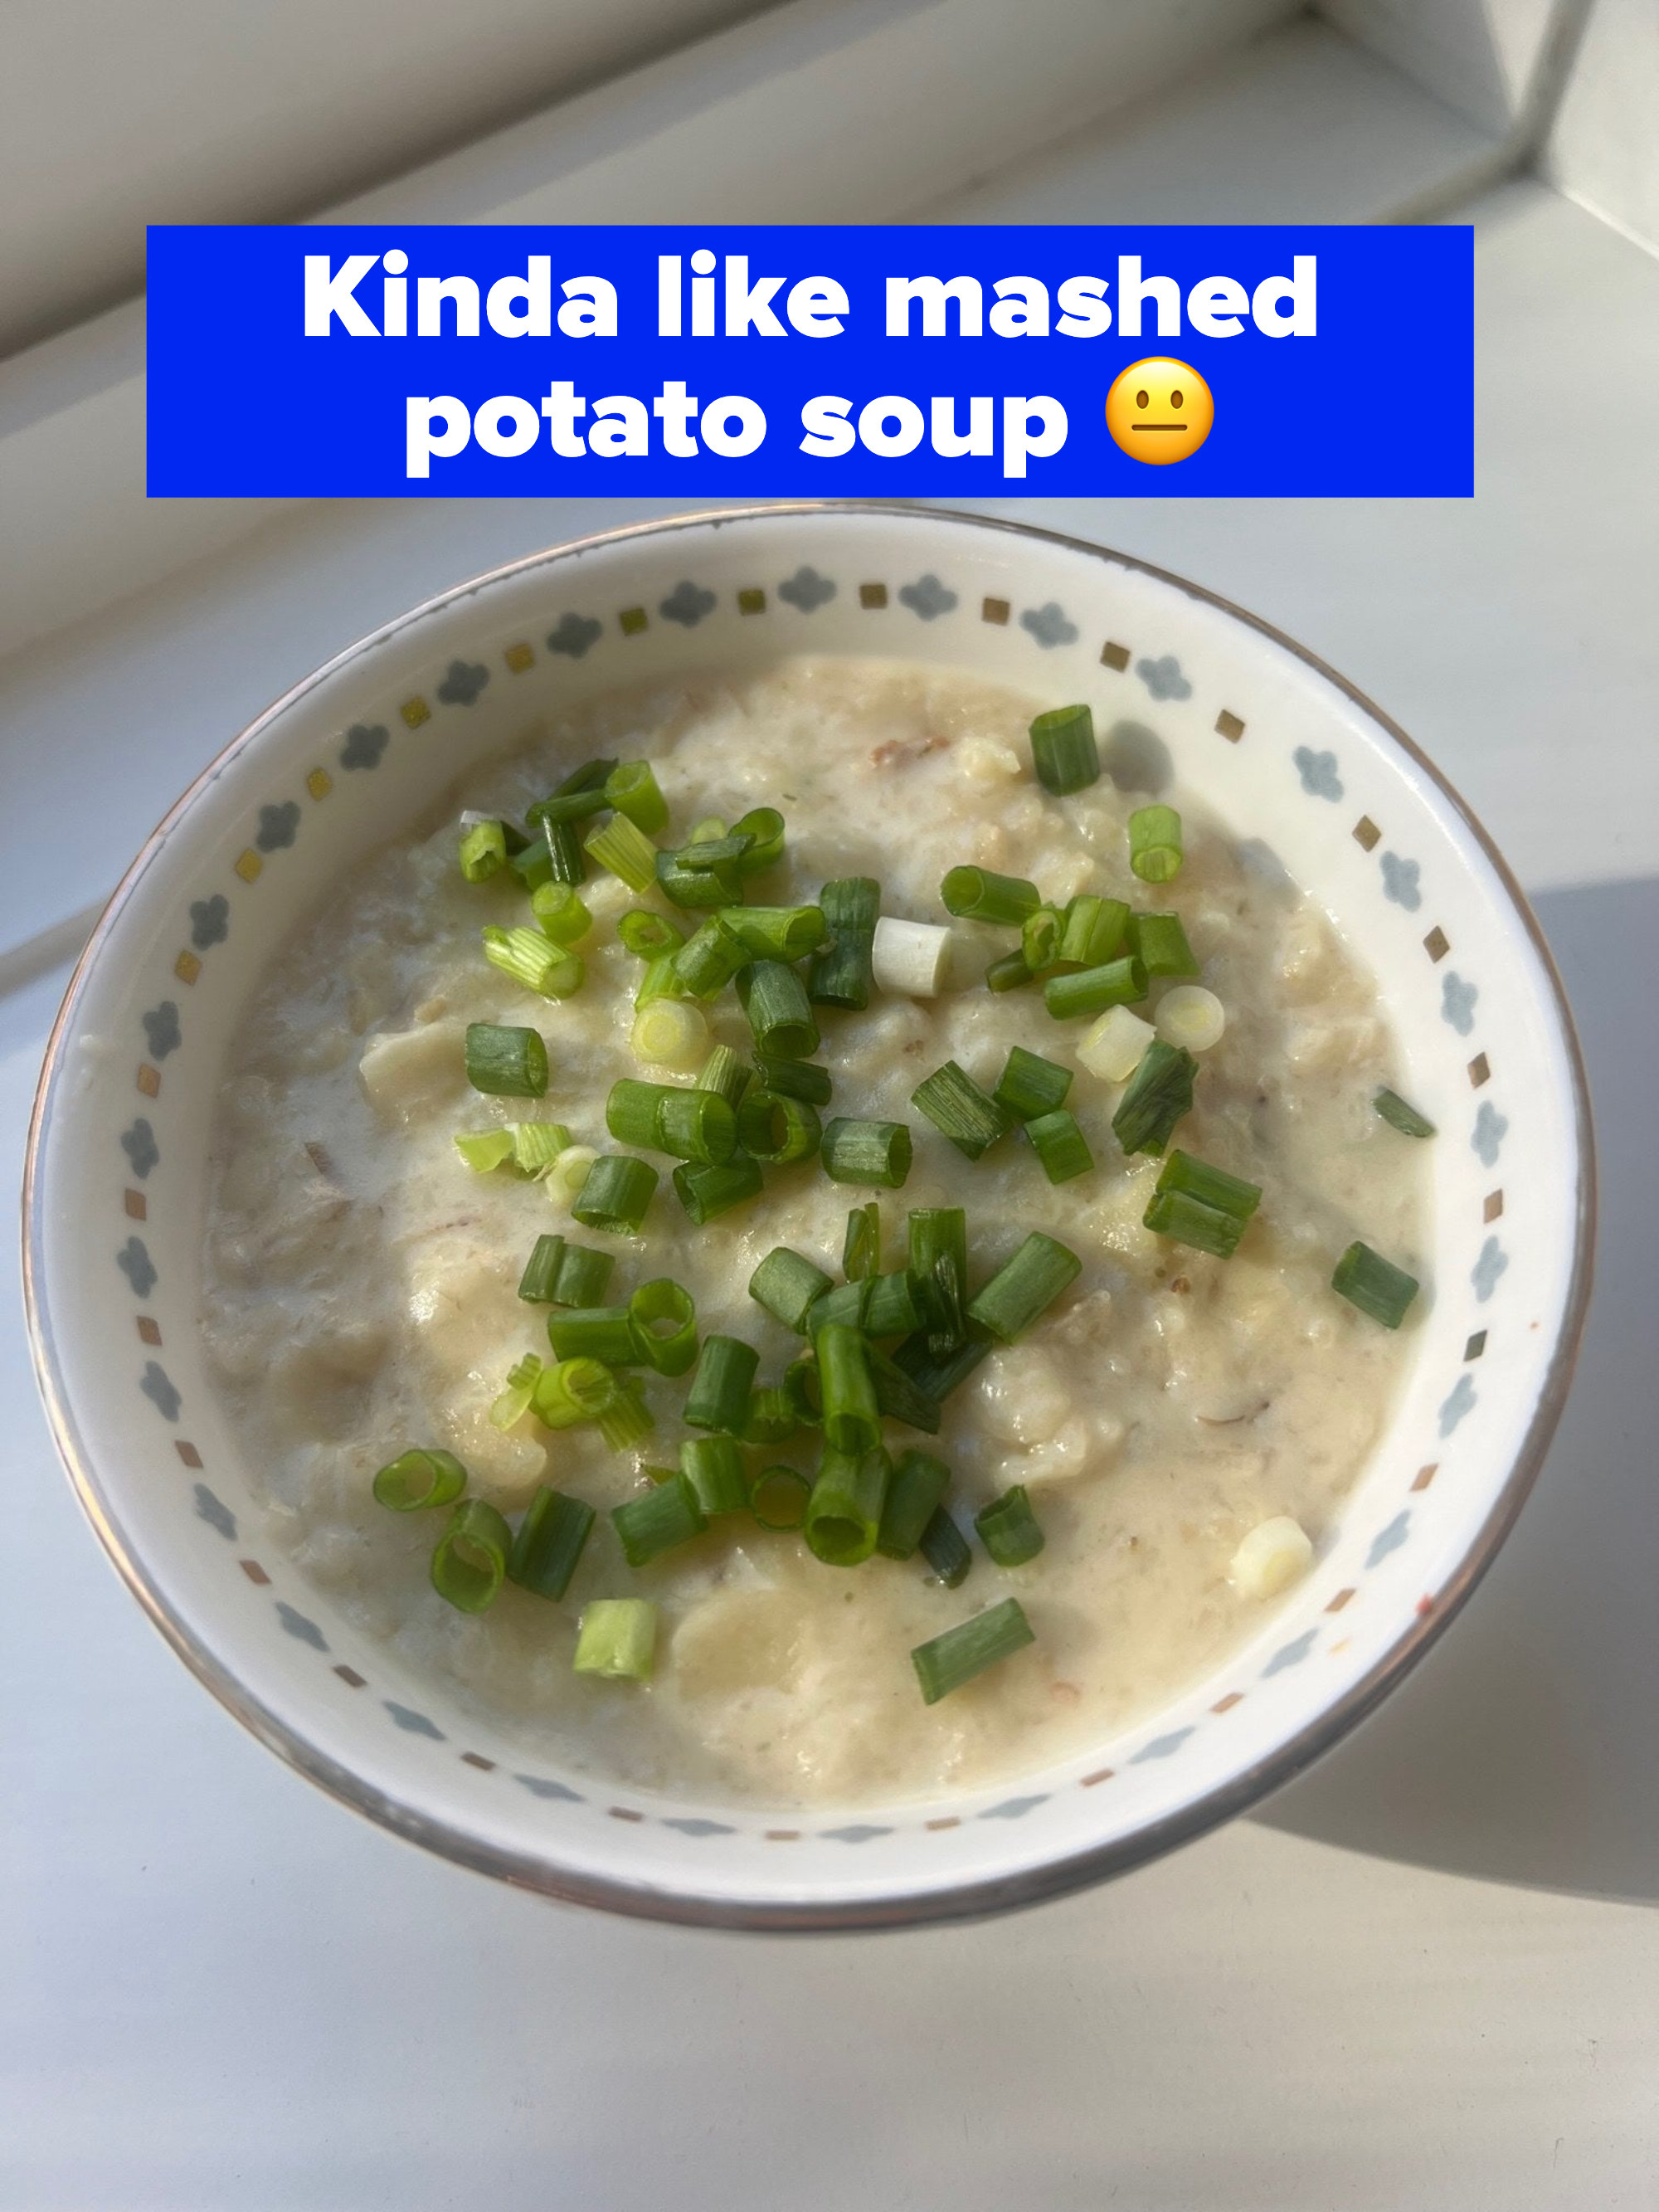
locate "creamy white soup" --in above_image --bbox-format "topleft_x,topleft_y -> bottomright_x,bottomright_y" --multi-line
202,659 -> 1428,1807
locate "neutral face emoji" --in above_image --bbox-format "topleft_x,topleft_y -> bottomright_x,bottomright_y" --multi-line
1105,358 -> 1214,465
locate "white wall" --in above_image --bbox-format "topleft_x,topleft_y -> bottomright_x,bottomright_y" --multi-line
0,0 -> 775,359
1546,0 -> 1659,255
1316,0 -> 1574,133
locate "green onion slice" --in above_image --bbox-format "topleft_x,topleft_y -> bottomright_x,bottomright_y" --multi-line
804,1445 -> 891,1566
741,1386 -> 801,1449
876,1450 -> 951,1560
815,1322 -> 881,1457
808,876 -> 880,1010
680,1435 -> 749,1517
530,881 -> 593,946
1021,906 -> 1063,976
911,1060 -> 1013,1160
684,1334 -> 761,1435
737,1089 -> 822,1166
507,1488 -> 595,1601
584,813 -> 659,894
547,1305 -> 641,1365
844,1201 -> 881,1282
750,1247 -> 834,1333
968,1232 -> 1081,1342
1059,894 -> 1130,969
1129,912 -> 1200,979
1044,956 -> 1149,1022
738,961 -> 821,1059
864,1269 -> 922,1340
454,1129 -> 517,1175
918,1507 -> 973,1589
908,1207 -> 968,1352
1026,1108 -> 1094,1184
723,904 -> 829,962
752,1052 -> 832,1106
606,759 -> 669,834
1331,1240 -> 1421,1328
1129,803 -> 1184,884
518,1234 -> 565,1303
431,1500 -> 513,1613
531,1357 -> 615,1430
1112,1037 -> 1197,1157
551,1242 -> 615,1307
821,1117 -> 912,1189
985,949 -> 1034,993
572,1598 -> 658,1681
672,914 -> 752,1001
975,1484 -> 1045,1568
912,1597 -> 1034,1703
459,819 -> 507,882
465,1022 -> 548,1099
940,865 -> 1040,926
481,925 -> 584,1001
613,1474 -> 706,1567
731,806 -> 786,875
1374,1087 -> 1437,1138
372,1447 -> 467,1513
749,1464 -> 811,1531
629,1279 -> 698,1376
993,1045 -> 1073,1122
1029,704 -> 1099,796
673,1154 -> 764,1225
489,1352 -> 543,1430
630,997 -> 708,1070
572,1154 -> 659,1233
619,908 -> 684,957
695,1043 -> 753,1106
892,1328 -> 990,1401
867,1342 -> 942,1435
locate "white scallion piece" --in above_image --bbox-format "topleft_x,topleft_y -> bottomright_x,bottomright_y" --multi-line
630,997 -> 708,1070
1229,1515 -> 1314,1600
1155,984 -> 1226,1052
872,915 -> 954,998
1078,1004 -> 1155,1083
544,1143 -> 599,1207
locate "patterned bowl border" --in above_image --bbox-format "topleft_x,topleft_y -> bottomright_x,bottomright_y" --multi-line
24,504 -> 1595,1931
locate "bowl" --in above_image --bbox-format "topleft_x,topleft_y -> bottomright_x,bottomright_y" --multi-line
23,503 -> 1593,1930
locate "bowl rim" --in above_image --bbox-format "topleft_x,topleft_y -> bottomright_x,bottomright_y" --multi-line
22,499 -> 1597,1932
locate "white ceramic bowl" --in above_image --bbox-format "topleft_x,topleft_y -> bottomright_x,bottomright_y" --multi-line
24,504 -> 1593,1929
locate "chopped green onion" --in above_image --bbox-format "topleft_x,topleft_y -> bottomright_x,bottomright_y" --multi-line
969,1232 -> 1081,1342
507,1488 -> 594,1601
1044,956 -> 1148,1021
723,904 -> 829,962
808,877 -> 880,1010
606,1078 -> 737,1165
510,1121 -> 572,1176
481,925 -> 585,1001
510,824 -> 560,894
912,1596 -> 1034,1703
679,831 -> 755,873
696,1043 -> 753,1106
892,1328 -> 990,1401
783,1350 -> 822,1427
597,1375 -> 655,1453
680,1435 -> 749,1516
372,1447 -> 467,1513
672,914 -> 752,1001
815,1322 -> 880,1456
1021,906 -> 1063,975
1141,1188 -> 1244,1258
737,1089 -> 821,1165
528,785 -> 611,829
1078,1004 -> 1156,1084
806,1279 -> 871,1334
1058,894 -> 1130,969
1029,703 -> 1099,795
613,1474 -> 705,1566
1129,804 -> 1184,884
1026,1108 -> 1094,1184
465,1021 -> 547,1098
821,1117 -> 912,1189
871,917 -> 954,999
908,1208 -> 968,1352
867,1342 -> 942,1434
572,1597 -> 657,1681
687,815 -> 728,846
605,759 -> 669,834
454,1128 -> 517,1174
975,1484 -> 1045,1567
941,865 -> 1040,926
550,1241 -> 615,1307
1160,1148 -> 1262,1219
750,1247 -> 834,1333
844,1201 -> 881,1282
459,818 -> 507,881
572,1154 -> 659,1233
864,1269 -> 922,1340
985,949 -> 1034,993
629,1278 -> 698,1376
918,1507 -> 973,1589
539,758 -> 616,885
1374,1087 -> 1437,1138
1332,1240 -> 1420,1328
584,812 -> 659,894
431,1500 -> 513,1613
749,1464 -> 811,1530
489,1352 -> 543,1430
630,996 -> 708,1070
547,1306 -> 641,1365
911,1060 -> 1013,1160
1154,984 -> 1226,1054
804,1445 -> 890,1566
994,1046 -> 1073,1121
1112,1037 -> 1197,1157
655,845 -> 745,909
530,881 -> 592,946
738,961 -> 820,1058
619,907 -> 684,957
635,954 -> 691,1011
752,1052 -> 832,1106
518,1234 -> 566,1303
741,1386 -> 801,1448
876,1450 -> 951,1559
673,1155 -> 764,1225
1129,912 -> 1199,979
731,806 -> 786,875
684,1334 -> 761,1434
531,1357 -> 615,1430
